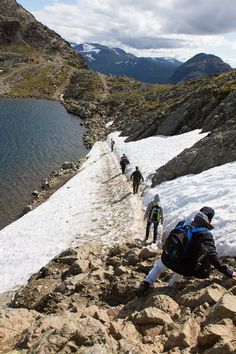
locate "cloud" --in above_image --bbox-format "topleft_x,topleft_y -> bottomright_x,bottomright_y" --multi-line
159,0 -> 236,35
31,0 -> 236,64
120,37 -> 187,49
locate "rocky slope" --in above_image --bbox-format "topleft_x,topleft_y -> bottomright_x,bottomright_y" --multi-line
62,69 -> 236,182
0,0 -> 86,98
170,53 -> 232,83
0,241 -> 235,353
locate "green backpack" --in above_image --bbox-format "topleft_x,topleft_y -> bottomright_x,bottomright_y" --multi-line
149,203 -> 161,222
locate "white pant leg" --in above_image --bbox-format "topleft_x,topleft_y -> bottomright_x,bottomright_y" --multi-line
145,258 -> 168,285
168,273 -> 183,287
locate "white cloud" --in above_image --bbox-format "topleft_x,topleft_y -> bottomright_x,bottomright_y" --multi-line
32,0 -> 236,66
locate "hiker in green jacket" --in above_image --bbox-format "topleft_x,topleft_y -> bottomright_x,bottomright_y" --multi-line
130,166 -> 144,194
144,194 -> 164,243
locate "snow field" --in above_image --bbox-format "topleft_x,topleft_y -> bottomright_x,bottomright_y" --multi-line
0,128 -> 235,293
109,131 -> 236,257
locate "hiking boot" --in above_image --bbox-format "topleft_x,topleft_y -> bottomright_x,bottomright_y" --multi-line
135,281 -> 150,297
167,282 -> 181,297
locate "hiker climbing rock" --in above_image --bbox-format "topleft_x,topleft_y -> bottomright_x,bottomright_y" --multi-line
136,206 -> 236,297
120,154 -> 130,175
130,166 -> 144,194
110,138 -> 115,152
144,194 -> 163,244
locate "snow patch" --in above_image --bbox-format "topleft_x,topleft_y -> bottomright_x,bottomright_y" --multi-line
108,129 -> 208,181
81,43 -> 101,54
144,162 -> 236,257
105,121 -> 114,128
85,53 -> 96,62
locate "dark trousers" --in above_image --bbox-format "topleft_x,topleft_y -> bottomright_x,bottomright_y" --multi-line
133,181 -> 140,194
146,221 -> 159,242
121,166 -> 126,174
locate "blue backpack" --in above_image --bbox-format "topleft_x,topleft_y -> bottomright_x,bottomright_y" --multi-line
163,219 -> 208,262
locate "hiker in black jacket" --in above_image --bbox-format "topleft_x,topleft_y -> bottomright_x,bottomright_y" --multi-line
120,154 -> 130,175
130,166 -> 144,194
136,206 -> 236,296
110,138 -> 115,152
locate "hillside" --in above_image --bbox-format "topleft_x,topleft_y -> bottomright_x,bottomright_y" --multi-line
0,0 -> 86,98
63,69 -> 236,182
73,43 -> 182,84
170,53 -> 232,83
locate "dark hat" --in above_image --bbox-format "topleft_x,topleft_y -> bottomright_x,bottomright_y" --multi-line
200,206 -> 215,221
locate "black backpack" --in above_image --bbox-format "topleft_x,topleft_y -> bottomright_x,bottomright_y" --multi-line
163,219 -> 208,262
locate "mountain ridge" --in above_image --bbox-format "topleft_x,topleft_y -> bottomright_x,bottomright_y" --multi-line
73,42 -> 232,84
73,42 -> 182,84
170,52 -> 232,83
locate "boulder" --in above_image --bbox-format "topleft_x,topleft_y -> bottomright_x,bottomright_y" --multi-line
165,316 -> 200,350
204,340 -> 236,354
62,161 -> 76,170
68,260 -> 90,275
177,283 -> 226,309
139,248 -> 157,260
206,293 -> 236,323
0,308 -> 39,353
131,307 -> 172,326
109,319 -> 140,341
198,321 -> 234,348
114,265 -> 131,276
144,294 -> 180,318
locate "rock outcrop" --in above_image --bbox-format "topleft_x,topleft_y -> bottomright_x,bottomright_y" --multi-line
0,241 -> 235,353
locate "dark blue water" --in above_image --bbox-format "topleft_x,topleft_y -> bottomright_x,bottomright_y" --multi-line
0,99 -> 87,229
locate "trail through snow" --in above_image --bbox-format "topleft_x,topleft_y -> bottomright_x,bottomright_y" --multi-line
0,142 -> 145,293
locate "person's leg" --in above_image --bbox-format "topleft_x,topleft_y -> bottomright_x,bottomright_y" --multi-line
145,259 -> 168,285
153,223 -> 158,242
133,183 -> 135,194
168,273 -> 183,287
145,222 -> 151,240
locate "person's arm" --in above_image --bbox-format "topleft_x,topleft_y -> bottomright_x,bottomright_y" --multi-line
144,203 -> 151,220
202,235 -> 233,277
130,172 -> 133,181
207,252 -> 233,277
141,173 -> 144,182
160,206 -> 164,224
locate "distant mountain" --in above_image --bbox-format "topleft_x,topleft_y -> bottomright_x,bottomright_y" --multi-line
72,43 -> 182,84
170,53 -> 232,83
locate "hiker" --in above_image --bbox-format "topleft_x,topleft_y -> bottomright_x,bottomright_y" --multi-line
120,154 -> 130,175
130,166 -> 144,194
110,139 -> 115,152
136,206 -> 236,296
144,194 -> 163,244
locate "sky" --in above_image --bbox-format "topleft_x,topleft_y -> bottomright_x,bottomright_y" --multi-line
17,0 -> 236,67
